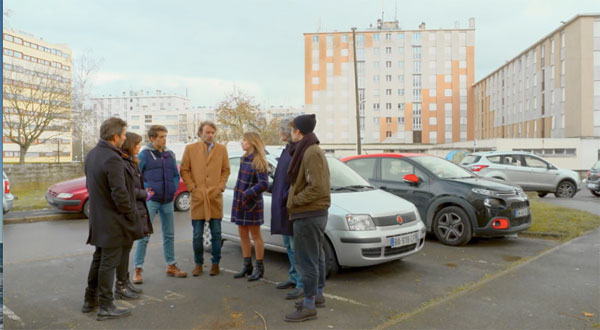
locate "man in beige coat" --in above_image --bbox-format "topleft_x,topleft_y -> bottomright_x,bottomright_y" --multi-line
180,121 -> 230,276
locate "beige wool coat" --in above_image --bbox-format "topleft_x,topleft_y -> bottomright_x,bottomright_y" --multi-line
180,141 -> 231,220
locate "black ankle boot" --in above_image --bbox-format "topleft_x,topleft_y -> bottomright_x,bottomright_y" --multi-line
114,281 -> 140,300
234,257 -> 253,278
248,260 -> 264,281
126,272 -> 143,294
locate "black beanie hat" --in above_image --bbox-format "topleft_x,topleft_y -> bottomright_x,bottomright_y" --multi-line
293,114 -> 317,134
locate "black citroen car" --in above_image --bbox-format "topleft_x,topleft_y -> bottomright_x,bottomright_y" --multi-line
341,153 -> 531,246
586,160 -> 600,197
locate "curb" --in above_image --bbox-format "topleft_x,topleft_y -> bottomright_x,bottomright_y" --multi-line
4,213 -> 85,224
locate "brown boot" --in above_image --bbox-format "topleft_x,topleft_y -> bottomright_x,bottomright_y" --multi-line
132,268 -> 143,284
166,263 -> 187,278
209,264 -> 220,276
192,264 -> 203,276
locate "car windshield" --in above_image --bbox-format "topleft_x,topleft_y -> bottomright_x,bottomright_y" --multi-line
459,155 -> 481,165
411,156 -> 475,179
327,157 -> 373,191
593,161 -> 600,170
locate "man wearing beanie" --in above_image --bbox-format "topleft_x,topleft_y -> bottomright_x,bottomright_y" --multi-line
284,114 -> 331,323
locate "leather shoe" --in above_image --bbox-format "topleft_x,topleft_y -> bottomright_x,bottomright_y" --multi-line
284,304 -> 317,323
166,263 -> 187,278
192,264 -> 203,276
295,296 -> 326,308
96,306 -> 131,321
209,264 -> 220,276
81,300 -> 97,313
285,288 -> 304,300
276,280 -> 296,289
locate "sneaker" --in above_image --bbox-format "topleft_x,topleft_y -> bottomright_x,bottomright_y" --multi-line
284,304 -> 317,323
166,263 -> 187,278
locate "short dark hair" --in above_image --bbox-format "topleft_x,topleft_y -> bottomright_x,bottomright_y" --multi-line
100,117 -> 127,141
147,125 -> 168,139
198,121 -> 217,135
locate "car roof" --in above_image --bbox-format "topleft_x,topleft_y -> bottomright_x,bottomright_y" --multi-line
340,153 -> 430,162
470,150 -> 534,156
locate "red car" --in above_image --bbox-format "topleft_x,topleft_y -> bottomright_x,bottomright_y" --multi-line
45,167 -> 191,218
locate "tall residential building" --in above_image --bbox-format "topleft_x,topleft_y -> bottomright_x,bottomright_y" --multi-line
304,18 -> 475,145
90,90 -> 193,143
2,29 -> 73,162
474,14 -> 600,140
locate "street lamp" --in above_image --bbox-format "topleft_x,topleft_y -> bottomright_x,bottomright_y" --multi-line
352,27 -> 362,155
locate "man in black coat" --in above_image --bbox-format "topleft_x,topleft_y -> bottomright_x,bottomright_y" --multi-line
82,117 -> 141,321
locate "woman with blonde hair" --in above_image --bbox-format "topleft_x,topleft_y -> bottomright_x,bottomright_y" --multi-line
231,132 -> 269,281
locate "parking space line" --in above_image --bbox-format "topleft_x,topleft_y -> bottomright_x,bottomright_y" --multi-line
3,305 -> 24,326
220,267 -> 367,306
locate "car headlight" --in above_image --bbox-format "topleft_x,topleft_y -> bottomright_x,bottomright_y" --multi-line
472,188 -> 499,196
345,214 -> 376,231
56,193 -> 74,199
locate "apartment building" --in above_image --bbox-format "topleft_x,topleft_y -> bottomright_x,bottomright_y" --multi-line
2,29 -> 73,163
474,14 -> 600,140
304,18 -> 475,144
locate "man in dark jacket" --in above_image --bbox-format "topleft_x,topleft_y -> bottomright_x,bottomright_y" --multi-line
133,125 -> 186,283
82,117 -> 141,321
270,118 -> 303,300
284,114 -> 331,323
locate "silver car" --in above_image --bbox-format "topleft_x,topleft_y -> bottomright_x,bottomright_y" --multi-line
3,171 -> 15,214
203,152 -> 426,276
461,151 -> 582,198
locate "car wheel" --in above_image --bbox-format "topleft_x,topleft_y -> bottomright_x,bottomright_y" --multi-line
83,200 -> 90,219
433,206 -> 472,246
174,192 -> 190,212
555,181 -> 576,198
323,237 -> 339,278
592,190 -> 600,197
202,221 -> 225,252
537,192 -> 547,198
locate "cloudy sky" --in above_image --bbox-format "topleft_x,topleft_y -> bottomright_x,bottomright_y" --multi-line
4,0 -> 599,107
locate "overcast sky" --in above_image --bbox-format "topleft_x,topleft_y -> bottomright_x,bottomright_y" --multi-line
4,0 -> 599,108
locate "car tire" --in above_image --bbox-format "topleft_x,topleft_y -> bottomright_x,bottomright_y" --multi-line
174,192 -> 191,212
537,192 -> 547,198
83,200 -> 90,219
202,221 -> 225,252
554,181 -> 576,198
323,237 -> 339,278
432,206 -> 472,246
591,190 -> 600,197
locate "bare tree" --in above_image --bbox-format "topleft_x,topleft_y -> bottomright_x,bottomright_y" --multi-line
3,66 -> 72,164
71,51 -> 102,161
214,89 -> 281,145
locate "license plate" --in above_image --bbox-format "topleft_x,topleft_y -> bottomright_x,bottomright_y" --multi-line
587,183 -> 598,189
514,208 -> 530,218
390,232 -> 418,248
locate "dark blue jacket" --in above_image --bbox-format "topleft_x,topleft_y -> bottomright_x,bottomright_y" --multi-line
138,143 -> 180,204
269,144 -> 293,236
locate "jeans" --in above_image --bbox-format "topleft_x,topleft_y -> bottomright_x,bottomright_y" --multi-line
283,235 -> 302,289
192,219 -> 222,265
116,242 -> 133,282
134,201 -> 175,268
85,246 -> 123,308
293,215 -> 327,298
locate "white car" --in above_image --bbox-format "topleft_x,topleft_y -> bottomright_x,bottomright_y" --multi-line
202,152 -> 426,276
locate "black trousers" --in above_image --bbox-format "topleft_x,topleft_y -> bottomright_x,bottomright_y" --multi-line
116,242 -> 133,283
85,246 -> 123,308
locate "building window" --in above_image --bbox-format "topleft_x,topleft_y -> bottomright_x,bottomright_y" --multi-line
386,131 -> 392,137
386,33 -> 392,40
312,36 -> 319,43
312,77 -> 319,84
386,103 -> 392,110
413,75 -> 422,88
373,75 -> 380,82
398,117 -> 405,124
341,48 -> 349,56
386,89 -> 392,95
386,47 -> 392,54
386,117 -> 392,123
386,75 -> 392,82
398,103 -> 405,110
398,89 -> 404,96
413,61 -> 421,73
312,63 -> 319,71
413,89 -> 422,102
444,89 -> 452,97
561,32 -> 565,48
386,61 -> 392,68
373,34 -> 380,41
412,32 -> 421,45
561,60 -> 565,75
397,33 -> 405,41
373,103 -> 380,110
413,47 -> 421,60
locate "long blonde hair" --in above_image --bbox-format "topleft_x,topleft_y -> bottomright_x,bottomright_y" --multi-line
243,132 -> 268,173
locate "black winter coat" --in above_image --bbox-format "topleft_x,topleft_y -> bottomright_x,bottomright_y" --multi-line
123,154 -> 153,237
84,140 -> 143,247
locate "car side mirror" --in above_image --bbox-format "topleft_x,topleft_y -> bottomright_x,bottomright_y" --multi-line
403,174 -> 419,185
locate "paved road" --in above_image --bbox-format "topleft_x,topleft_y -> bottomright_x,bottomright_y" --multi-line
6,210 -> 590,329
540,187 -> 600,216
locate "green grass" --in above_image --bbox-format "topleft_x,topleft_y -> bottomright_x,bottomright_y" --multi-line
11,181 -> 53,211
524,196 -> 600,242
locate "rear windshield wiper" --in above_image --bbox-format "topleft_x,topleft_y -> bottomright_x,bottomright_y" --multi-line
332,185 -> 374,192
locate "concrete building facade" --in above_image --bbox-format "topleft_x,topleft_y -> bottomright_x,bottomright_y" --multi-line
304,18 -> 475,145
2,29 -> 73,163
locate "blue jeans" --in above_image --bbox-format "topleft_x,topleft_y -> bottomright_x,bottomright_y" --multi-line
293,215 -> 327,298
134,201 -> 176,268
283,235 -> 302,289
192,219 -> 222,265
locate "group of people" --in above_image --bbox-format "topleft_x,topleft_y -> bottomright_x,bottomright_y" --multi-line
82,114 -> 331,323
